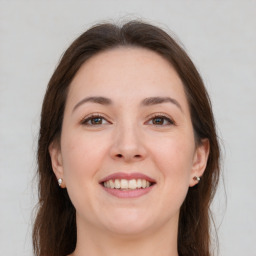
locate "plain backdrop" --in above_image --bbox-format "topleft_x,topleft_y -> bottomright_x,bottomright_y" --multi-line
0,1 -> 255,255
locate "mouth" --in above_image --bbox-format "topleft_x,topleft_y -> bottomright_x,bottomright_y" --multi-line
99,173 -> 156,198
102,178 -> 154,190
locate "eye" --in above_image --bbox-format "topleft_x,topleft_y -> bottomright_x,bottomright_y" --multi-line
81,114 -> 110,126
147,115 -> 175,126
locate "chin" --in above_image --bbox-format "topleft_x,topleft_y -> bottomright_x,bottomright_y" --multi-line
106,221 -> 153,237
98,208 -> 157,236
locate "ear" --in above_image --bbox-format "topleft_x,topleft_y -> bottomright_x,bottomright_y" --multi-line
189,139 -> 210,187
49,141 -> 66,188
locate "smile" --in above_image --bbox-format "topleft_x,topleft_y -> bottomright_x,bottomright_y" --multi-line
99,172 -> 156,198
103,179 -> 151,190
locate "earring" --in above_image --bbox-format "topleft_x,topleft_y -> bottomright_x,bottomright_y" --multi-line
193,176 -> 201,182
58,178 -> 63,186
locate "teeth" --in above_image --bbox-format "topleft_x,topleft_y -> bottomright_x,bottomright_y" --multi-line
109,179 -> 115,189
103,179 -> 152,190
120,179 -> 128,189
128,179 -> 136,189
105,181 -> 110,188
114,179 -> 121,189
142,179 -> 146,188
137,179 -> 142,188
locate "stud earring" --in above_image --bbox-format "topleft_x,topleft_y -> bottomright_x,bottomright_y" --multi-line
193,176 -> 201,182
58,178 -> 63,186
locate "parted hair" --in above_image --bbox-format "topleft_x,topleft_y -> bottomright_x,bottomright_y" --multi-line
33,20 -> 220,256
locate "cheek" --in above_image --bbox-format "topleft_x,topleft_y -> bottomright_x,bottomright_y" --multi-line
148,133 -> 195,183
141,134 -> 195,222
60,131 -> 110,215
60,131 -> 108,185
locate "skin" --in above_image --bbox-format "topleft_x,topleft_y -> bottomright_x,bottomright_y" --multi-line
49,47 -> 209,256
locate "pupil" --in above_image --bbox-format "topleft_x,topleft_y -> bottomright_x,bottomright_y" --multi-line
92,118 -> 102,124
153,118 -> 163,125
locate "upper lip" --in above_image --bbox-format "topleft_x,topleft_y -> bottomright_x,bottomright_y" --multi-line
99,172 -> 156,183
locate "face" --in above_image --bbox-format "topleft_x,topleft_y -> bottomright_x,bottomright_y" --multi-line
50,47 -> 209,237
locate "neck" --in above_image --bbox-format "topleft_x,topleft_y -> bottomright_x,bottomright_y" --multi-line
71,215 -> 179,256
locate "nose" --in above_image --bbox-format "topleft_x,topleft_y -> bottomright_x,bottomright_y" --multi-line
110,122 -> 147,162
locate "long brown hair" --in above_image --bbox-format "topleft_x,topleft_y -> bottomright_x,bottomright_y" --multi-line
33,20 -> 220,256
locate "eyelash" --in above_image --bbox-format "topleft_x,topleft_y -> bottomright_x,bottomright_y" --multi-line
81,113 -> 175,126
146,114 -> 175,126
81,114 -> 110,126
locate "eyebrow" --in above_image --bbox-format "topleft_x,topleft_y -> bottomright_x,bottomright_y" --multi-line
73,96 -> 112,112
141,97 -> 183,112
73,96 -> 183,112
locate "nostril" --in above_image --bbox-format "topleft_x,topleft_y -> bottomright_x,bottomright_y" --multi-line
116,154 -> 141,158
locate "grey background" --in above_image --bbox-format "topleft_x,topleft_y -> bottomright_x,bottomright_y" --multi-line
0,1 -> 255,255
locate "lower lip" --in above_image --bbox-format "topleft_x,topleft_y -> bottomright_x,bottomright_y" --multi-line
102,185 -> 155,198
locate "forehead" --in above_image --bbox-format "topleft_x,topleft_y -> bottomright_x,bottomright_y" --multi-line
67,47 -> 189,111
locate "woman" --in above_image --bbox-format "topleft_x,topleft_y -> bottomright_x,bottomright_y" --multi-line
33,20 -> 220,256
